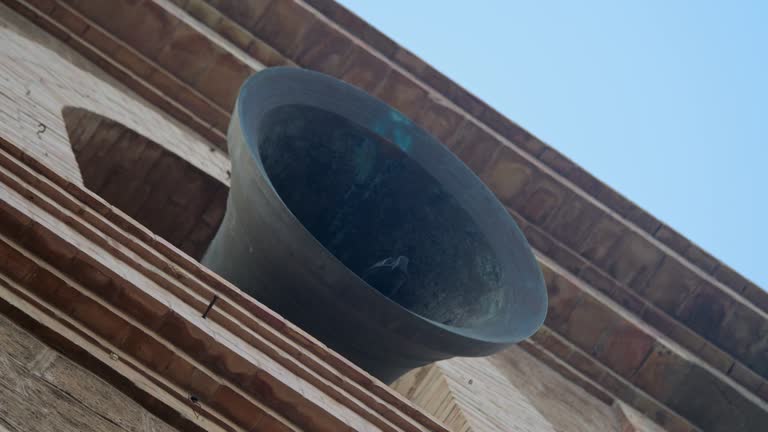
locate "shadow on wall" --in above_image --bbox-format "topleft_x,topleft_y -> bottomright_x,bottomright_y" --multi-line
62,106 -> 228,260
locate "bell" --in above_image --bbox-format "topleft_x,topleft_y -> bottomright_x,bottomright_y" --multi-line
202,67 -> 547,384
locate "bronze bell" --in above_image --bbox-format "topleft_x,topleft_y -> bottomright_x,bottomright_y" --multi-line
202,67 -> 547,384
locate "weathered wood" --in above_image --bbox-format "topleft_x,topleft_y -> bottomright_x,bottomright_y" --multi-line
393,348 -> 624,432
0,313 -> 177,432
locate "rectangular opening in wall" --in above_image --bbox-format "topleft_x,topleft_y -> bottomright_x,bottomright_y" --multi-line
63,107 -> 228,260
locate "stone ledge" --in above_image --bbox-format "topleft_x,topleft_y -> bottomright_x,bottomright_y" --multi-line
538,254 -> 768,432
513,207 -> 768,398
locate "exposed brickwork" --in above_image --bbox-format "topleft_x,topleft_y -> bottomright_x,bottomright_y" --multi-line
3,1 -> 768,430
63,107 -> 227,260
41,2 -> 768,372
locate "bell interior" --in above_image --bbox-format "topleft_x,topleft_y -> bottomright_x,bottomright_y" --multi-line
257,105 -> 506,329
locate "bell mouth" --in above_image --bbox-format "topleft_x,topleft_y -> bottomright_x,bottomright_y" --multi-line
257,104 -> 505,329
237,67 -> 547,346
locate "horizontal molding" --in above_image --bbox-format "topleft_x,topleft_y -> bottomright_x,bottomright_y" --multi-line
0,134 -> 450,431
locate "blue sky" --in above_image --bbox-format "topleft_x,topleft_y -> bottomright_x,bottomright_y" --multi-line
338,0 -> 767,289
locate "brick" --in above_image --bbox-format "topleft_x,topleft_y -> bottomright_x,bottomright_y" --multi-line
161,354 -> 222,403
209,385 -> 285,431
544,273 -> 583,329
70,295 -> 132,345
567,166 -> 602,196
694,343 -> 733,374
608,286 -> 646,316
537,330 -> 573,359
156,22 -> 218,86
683,244 -> 718,274
308,0 -> 398,57
22,223 -> 78,270
595,323 -> 654,378
625,206 -> 661,234
201,187 -> 228,228
413,95 -> 464,144
641,306 -> 704,353
626,394 -> 680,432
49,4 -> 89,36
393,47 -> 428,76
508,131 -> 546,157
562,296 -> 620,353
479,146 -> 532,207
597,372 -> 635,402
156,312 -> 215,362
712,264 -> 749,292
447,121 -> 500,176
0,242 -> 37,283
374,70 -> 428,121
745,335 -> 768,378
654,224 -> 690,255
728,362 -> 763,392
295,17 -> 353,75
112,46 -> 154,79
517,176 -> 570,225
72,0 -> 180,60
544,194 -> 602,250
421,66 -> 486,119
247,37 -> 293,67
631,343 -> 690,404
184,0 -> 222,28
522,223 -> 554,253
605,231 -> 665,289
741,282 -> 768,312
676,283 -> 732,342
640,257 -> 702,315
758,382 -> 768,401
716,306 -> 768,376
145,70 -> 229,133
668,364 -> 768,432
22,266 -> 69,303
24,0 -> 56,14
577,215 -> 626,267
597,186 -> 633,215
0,200 -> 33,240
546,244 -> 588,276
111,282 -> 170,331
538,148 -> 575,176
339,45 -> 391,92
214,16 -> 254,51
120,328 -> 175,373
578,265 -> 619,296
207,0 -> 273,29
67,253 -> 121,302
566,349 -> 604,381
195,51 -> 253,110
253,0 -> 314,58
479,108 -> 545,156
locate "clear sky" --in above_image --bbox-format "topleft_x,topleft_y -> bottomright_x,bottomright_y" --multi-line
338,0 -> 767,289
